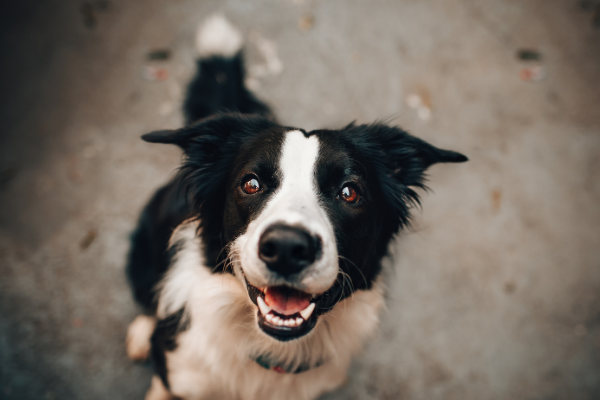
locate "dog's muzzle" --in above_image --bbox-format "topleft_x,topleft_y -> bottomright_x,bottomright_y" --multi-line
243,223 -> 342,341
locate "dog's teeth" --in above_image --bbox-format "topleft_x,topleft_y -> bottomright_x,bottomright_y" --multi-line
272,316 -> 281,325
257,297 -> 272,316
265,313 -> 274,323
299,303 -> 315,320
296,317 -> 303,325
288,319 -> 296,327
285,319 -> 293,327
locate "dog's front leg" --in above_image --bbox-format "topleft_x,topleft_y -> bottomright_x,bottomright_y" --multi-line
145,376 -> 174,400
127,315 -> 156,361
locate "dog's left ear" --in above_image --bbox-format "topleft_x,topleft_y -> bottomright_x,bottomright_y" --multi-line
401,136 -> 468,167
368,124 -> 467,188
346,123 -> 467,229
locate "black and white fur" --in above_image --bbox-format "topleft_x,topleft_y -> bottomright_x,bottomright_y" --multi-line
126,15 -> 467,400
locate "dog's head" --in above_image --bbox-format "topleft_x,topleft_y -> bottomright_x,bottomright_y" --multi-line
143,113 -> 467,341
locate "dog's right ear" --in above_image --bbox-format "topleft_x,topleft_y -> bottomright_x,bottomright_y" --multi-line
141,128 -> 196,148
140,115 -> 223,151
141,113 -> 276,151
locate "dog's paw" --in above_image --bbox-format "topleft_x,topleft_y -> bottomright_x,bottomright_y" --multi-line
126,314 -> 156,362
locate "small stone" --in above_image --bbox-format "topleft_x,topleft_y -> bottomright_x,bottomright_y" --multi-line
520,65 -> 546,82
80,229 -> 97,250
143,66 -> 169,81
298,14 -> 315,31
159,101 -> 175,116
504,280 -> 516,294
491,189 -> 502,212
517,49 -> 542,61
147,49 -> 171,61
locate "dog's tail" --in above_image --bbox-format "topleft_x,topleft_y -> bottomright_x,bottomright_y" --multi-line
183,15 -> 273,124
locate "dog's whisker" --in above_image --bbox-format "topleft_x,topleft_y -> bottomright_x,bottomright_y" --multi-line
338,255 -> 368,289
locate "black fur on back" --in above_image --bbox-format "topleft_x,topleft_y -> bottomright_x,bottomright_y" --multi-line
126,176 -> 193,311
183,53 -> 274,125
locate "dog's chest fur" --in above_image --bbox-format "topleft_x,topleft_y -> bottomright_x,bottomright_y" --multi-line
159,221 -> 385,400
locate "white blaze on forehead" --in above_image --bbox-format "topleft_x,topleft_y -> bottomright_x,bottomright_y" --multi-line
264,129 -> 325,230
279,130 -> 319,197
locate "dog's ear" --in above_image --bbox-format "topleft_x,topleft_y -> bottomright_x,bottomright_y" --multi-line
374,125 -> 468,187
141,113 -> 276,151
141,113 -> 278,244
141,128 -> 196,148
345,123 -> 467,229
377,125 -> 467,228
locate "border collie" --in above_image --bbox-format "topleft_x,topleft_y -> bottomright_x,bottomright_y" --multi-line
125,15 -> 467,400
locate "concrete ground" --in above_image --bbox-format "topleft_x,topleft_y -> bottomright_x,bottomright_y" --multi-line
1,0 -> 599,399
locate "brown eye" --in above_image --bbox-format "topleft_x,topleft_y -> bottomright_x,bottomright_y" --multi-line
339,185 -> 360,203
242,176 -> 261,194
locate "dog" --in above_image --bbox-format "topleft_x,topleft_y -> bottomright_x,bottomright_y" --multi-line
125,15 -> 467,400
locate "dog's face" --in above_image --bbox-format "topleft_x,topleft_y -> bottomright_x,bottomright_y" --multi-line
143,113 -> 467,342
225,128 -> 386,340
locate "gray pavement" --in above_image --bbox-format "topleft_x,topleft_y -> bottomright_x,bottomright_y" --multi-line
1,0 -> 599,399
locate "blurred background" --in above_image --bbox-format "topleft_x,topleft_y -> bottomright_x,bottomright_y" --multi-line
0,0 -> 599,399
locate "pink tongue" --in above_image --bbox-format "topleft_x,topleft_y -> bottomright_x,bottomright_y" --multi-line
264,286 -> 311,316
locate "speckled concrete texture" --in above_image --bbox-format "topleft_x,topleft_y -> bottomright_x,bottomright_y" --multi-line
1,0 -> 599,399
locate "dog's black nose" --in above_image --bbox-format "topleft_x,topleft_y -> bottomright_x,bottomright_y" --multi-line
258,224 -> 321,276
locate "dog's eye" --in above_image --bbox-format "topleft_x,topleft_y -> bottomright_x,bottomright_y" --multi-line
242,176 -> 262,194
338,185 -> 360,204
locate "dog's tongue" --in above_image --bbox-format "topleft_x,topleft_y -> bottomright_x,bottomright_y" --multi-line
264,286 -> 311,316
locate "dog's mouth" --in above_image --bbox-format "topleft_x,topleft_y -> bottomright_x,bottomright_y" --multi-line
246,281 -> 319,341
245,279 -> 333,341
